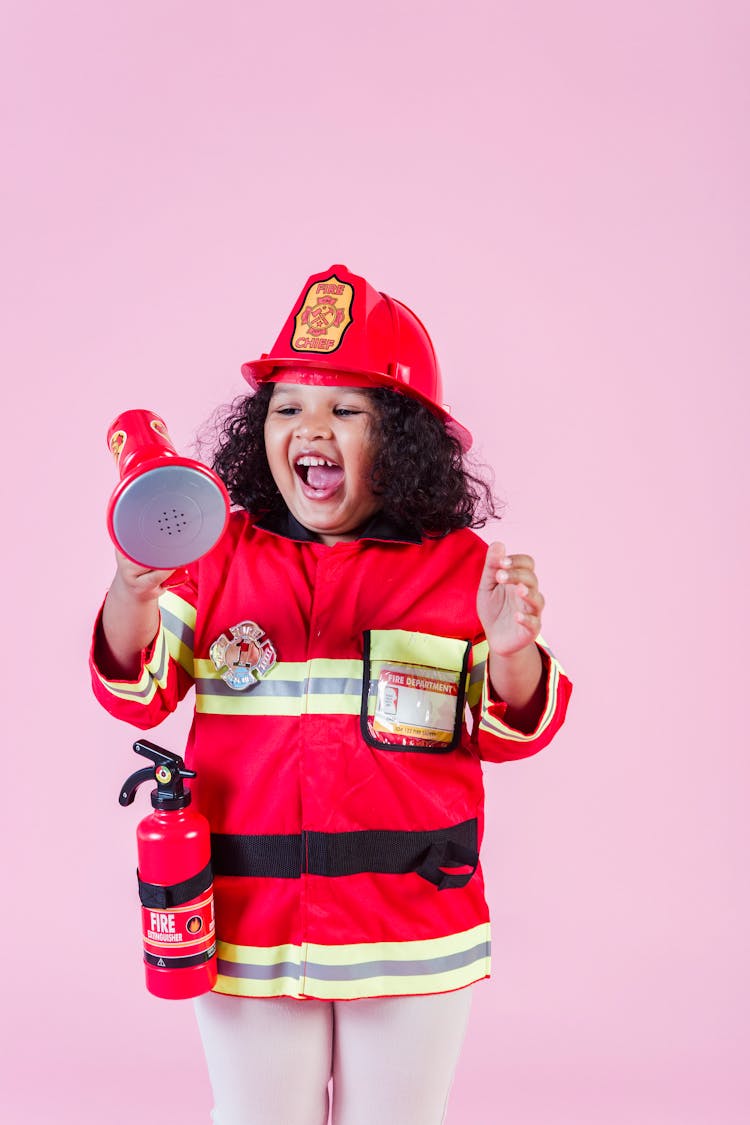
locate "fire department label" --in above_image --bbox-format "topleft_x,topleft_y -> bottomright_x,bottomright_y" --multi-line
291,273 -> 353,354
210,620 -> 277,691
373,667 -> 458,744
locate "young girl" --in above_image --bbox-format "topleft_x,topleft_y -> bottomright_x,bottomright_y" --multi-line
92,264 -> 571,1125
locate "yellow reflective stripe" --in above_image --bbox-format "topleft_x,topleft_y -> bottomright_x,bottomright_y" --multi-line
144,626 -> 169,689
311,658 -> 361,679
92,625 -> 167,706
194,639 -> 486,718
213,975 -> 304,998
213,923 -> 491,1000
217,924 -> 487,967
193,658 -> 362,682
466,640 -> 489,708
158,590 -> 197,630
195,657 -> 364,716
159,591 -> 195,676
369,629 -> 469,670
305,695 -> 360,715
306,923 -> 488,966
93,665 -> 159,705
217,941 -> 302,966
165,632 -> 193,677
466,683 -> 483,708
480,642 -> 562,743
197,694 -> 360,716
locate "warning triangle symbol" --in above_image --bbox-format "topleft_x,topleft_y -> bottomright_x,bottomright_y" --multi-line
157,958 -> 166,967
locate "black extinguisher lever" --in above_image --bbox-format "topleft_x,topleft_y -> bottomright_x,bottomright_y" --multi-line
119,767 -> 155,806
119,740 -> 197,810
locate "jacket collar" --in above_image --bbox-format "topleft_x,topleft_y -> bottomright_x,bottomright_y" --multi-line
254,507 -> 422,545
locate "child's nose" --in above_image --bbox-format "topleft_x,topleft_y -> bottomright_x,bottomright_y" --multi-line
295,412 -> 333,440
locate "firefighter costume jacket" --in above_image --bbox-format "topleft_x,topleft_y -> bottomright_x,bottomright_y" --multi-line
92,510 -> 571,1001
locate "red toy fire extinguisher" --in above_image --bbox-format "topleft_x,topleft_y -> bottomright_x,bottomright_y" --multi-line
119,739 -> 217,999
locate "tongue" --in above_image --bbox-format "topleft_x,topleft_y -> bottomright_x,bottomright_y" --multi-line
307,464 -> 344,490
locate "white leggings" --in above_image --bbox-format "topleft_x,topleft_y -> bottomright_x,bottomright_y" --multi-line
194,988 -> 473,1125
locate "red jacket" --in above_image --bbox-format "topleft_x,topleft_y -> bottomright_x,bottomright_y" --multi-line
92,511 -> 571,1000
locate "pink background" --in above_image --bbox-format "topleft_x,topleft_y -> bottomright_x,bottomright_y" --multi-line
2,1 -> 747,1122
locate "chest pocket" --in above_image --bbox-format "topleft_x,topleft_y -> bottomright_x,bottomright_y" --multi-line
360,630 -> 471,753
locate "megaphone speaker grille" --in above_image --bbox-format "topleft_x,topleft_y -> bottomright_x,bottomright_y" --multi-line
111,464 -> 229,569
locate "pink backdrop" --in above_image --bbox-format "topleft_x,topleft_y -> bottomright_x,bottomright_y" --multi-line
2,2 -> 747,1122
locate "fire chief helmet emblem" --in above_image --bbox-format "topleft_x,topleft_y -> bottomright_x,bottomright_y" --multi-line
209,621 -> 277,691
240,264 -> 474,450
292,273 -> 354,354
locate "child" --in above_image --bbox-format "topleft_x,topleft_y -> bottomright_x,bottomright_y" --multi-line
92,264 -> 571,1125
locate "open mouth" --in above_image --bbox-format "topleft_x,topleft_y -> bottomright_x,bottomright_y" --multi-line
294,455 -> 345,492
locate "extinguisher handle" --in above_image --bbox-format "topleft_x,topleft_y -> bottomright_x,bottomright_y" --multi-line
133,739 -> 195,776
119,766 -> 156,806
119,740 -> 197,810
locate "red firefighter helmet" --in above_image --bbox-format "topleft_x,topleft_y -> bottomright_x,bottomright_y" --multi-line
241,264 -> 472,450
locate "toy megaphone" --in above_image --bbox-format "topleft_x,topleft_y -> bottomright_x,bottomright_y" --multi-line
107,409 -> 230,569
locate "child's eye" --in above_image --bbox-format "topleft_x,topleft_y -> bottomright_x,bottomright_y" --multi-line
275,406 -> 300,416
334,407 -> 362,417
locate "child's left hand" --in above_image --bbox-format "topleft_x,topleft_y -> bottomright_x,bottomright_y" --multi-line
476,542 -> 545,657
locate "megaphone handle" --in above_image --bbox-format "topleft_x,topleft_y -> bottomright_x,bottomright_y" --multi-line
161,567 -> 190,590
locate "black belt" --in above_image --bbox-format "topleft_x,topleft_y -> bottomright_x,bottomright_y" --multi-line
137,860 -> 213,910
211,819 -> 478,891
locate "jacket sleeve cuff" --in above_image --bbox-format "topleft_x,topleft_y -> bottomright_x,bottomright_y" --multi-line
477,639 -> 571,755
90,602 -> 168,706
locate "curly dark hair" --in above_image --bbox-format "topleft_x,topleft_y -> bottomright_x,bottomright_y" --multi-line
210,384 -> 501,536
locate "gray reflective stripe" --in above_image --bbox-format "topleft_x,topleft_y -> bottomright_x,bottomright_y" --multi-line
106,677 -> 156,700
148,635 -> 169,684
217,959 -> 302,982
106,637 -> 168,699
308,942 -> 490,982
469,660 -> 486,686
196,676 -> 363,698
217,941 -> 490,983
307,677 -> 362,695
161,607 -> 195,652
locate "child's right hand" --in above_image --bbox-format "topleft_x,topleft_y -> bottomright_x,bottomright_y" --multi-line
99,552 -> 177,678
110,550 -> 179,602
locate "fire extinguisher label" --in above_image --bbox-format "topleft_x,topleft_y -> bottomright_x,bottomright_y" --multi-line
141,888 -> 216,966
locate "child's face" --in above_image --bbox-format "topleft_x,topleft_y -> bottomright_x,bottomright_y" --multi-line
264,381 -> 381,544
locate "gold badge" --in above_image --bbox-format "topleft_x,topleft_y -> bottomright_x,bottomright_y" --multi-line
292,273 -> 353,354
209,621 -> 277,691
